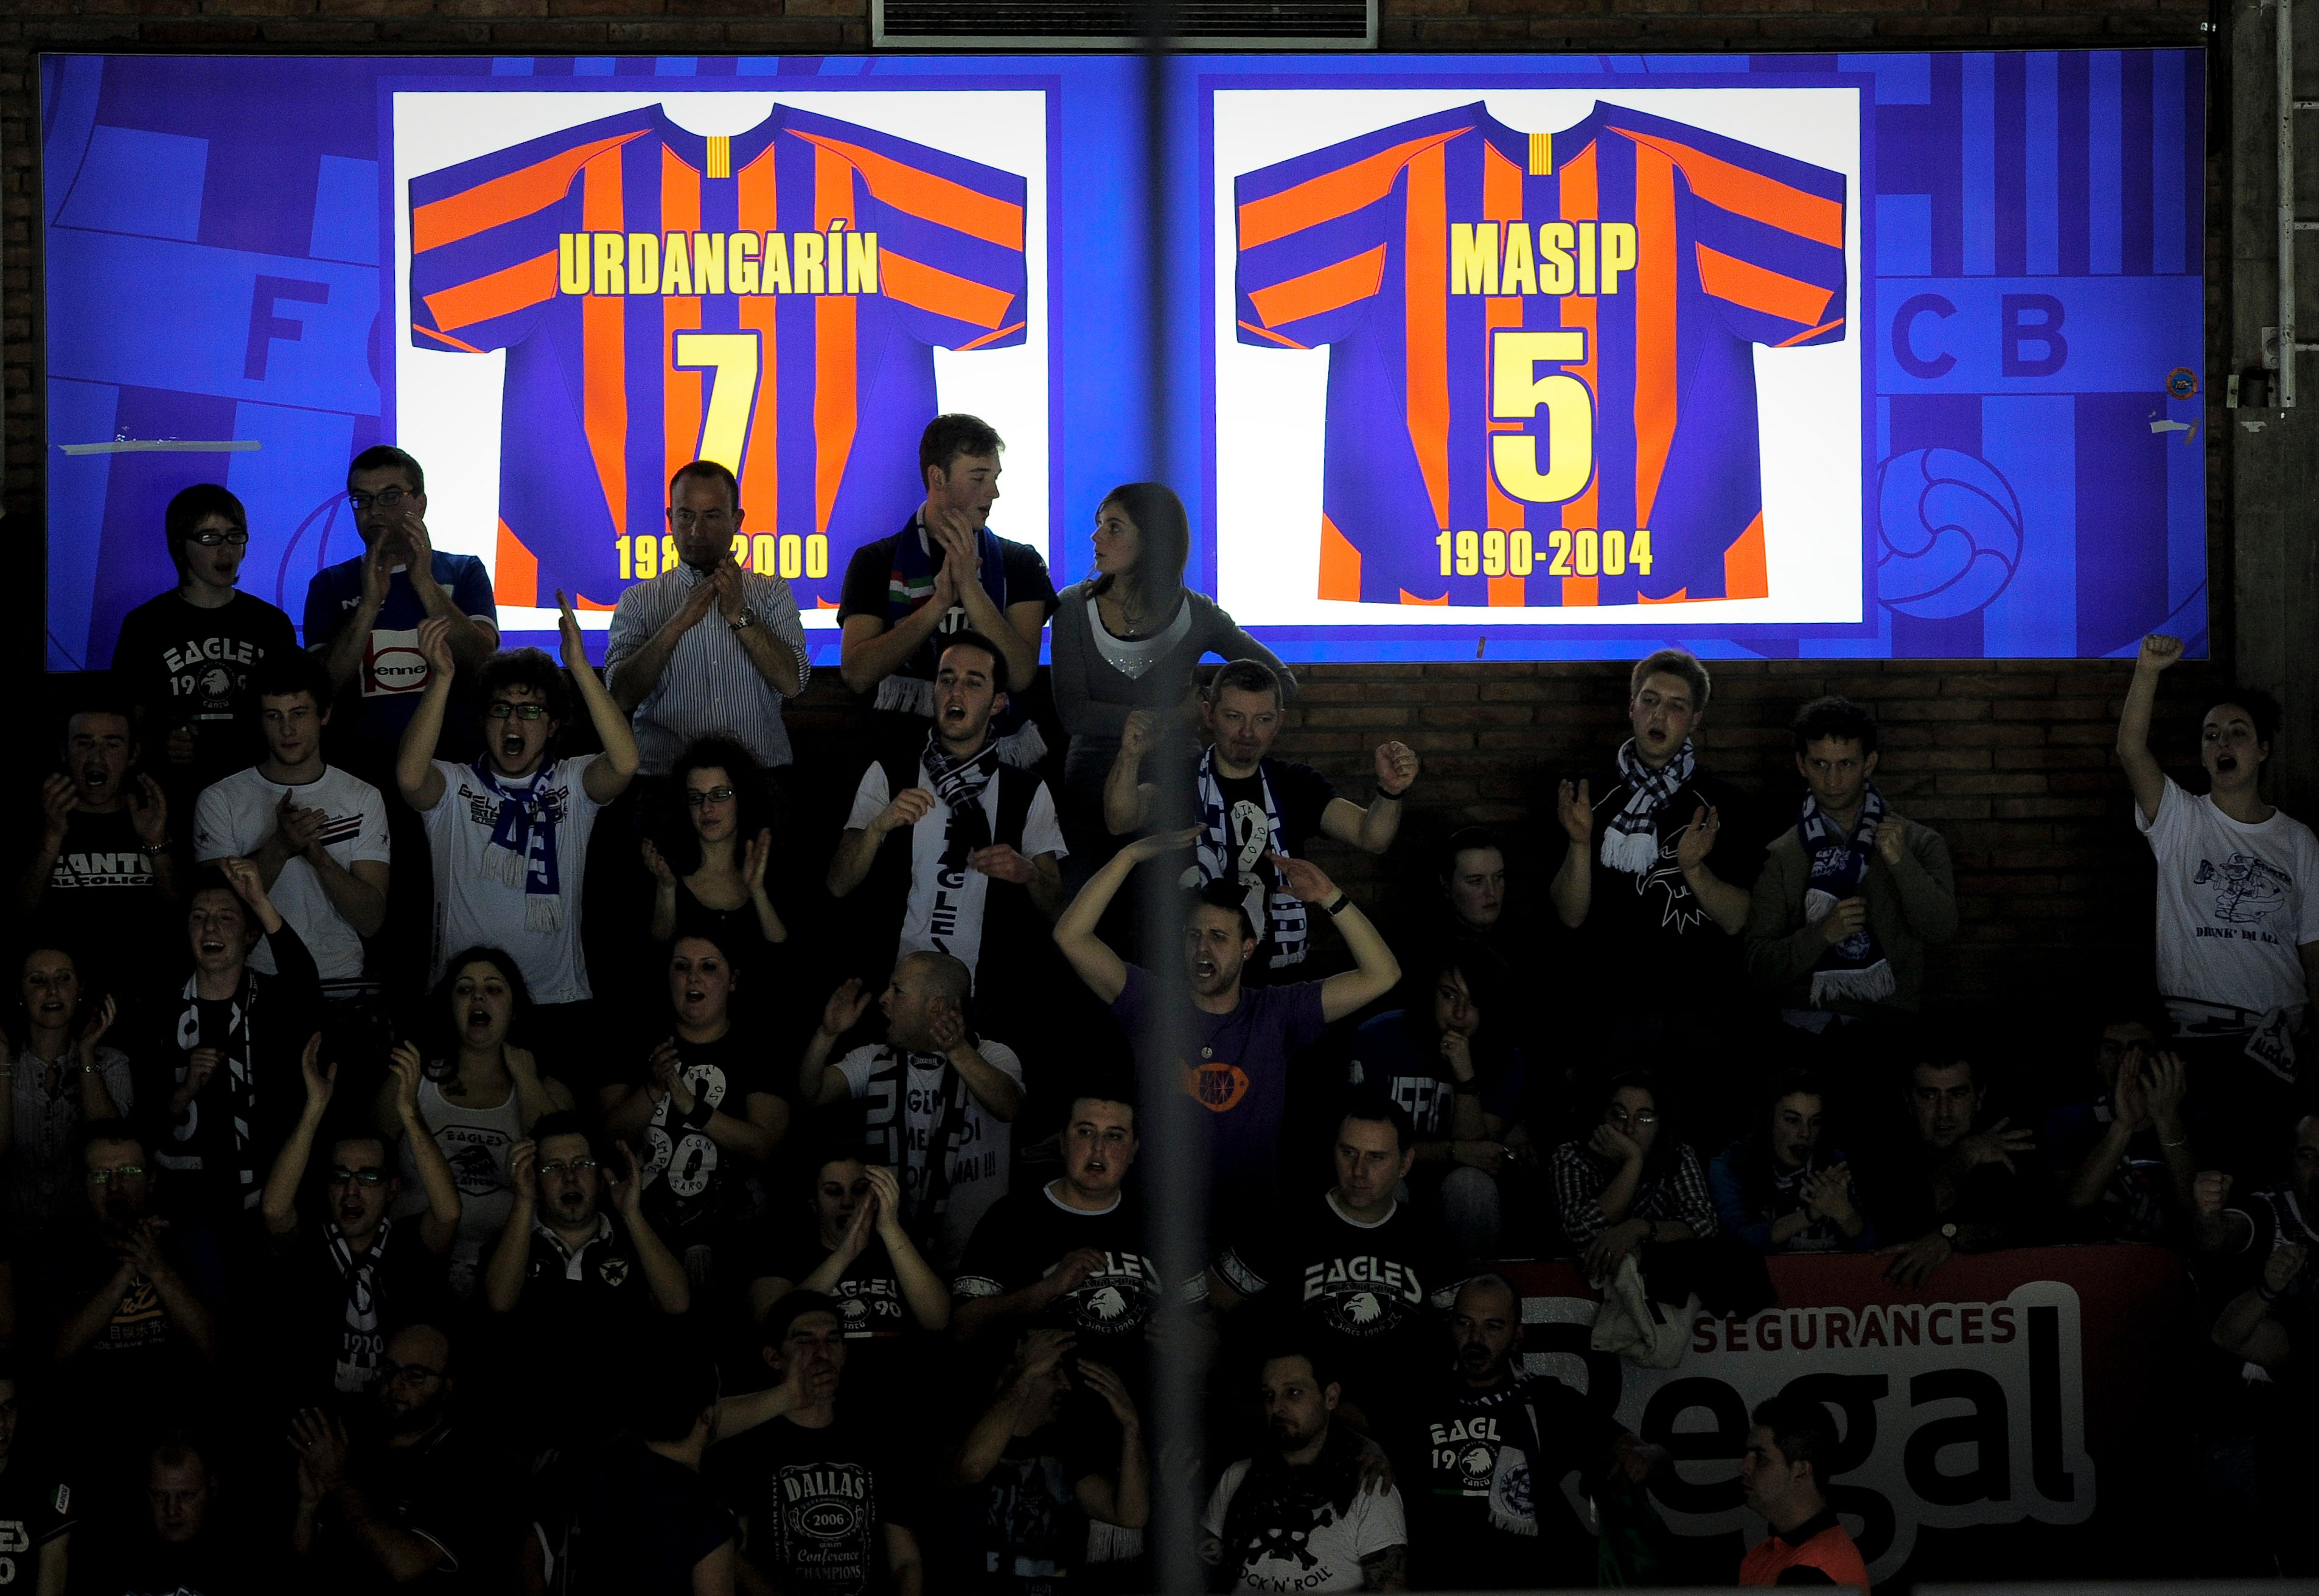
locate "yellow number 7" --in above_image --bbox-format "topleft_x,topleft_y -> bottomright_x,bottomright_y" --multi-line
674,332 -> 762,472
1490,330 -> 1594,505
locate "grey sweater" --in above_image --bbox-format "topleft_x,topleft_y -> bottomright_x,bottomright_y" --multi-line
1048,580 -> 1292,749
1743,810 -> 1958,1017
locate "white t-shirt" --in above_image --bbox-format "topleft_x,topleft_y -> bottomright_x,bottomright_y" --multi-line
845,758 -> 1067,980
833,1038 -> 1024,1272
1201,1458 -> 1407,1593
2138,776 -> 2319,1030
420,757 -> 609,1005
192,764 -> 389,982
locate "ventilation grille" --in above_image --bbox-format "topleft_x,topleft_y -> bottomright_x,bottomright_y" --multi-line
872,0 -> 1375,49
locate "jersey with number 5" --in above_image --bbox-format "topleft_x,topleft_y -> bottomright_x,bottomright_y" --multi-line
1235,100 -> 1846,608
409,103 -> 1029,612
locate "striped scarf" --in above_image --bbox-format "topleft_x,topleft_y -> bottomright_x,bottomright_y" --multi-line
1799,783 -> 1896,1008
1601,738 -> 1695,875
161,974 -> 259,1210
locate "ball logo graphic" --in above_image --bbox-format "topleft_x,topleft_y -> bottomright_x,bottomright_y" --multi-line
1876,448 -> 2023,619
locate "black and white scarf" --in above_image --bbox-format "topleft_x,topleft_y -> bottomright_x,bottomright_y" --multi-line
1601,738 -> 1695,875
471,758 -> 565,933
160,974 -> 260,1209
328,1216 -> 394,1393
1218,1424 -> 1366,1582
859,1047 -> 975,1236
921,730 -> 1002,870
1799,782 -> 1896,1008
1186,747 -> 1307,969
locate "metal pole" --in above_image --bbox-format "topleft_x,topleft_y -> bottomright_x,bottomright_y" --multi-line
2283,0 -> 2299,405
1137,7 -> 1207,1595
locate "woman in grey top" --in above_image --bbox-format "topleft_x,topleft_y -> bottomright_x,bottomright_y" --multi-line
1049,483 -> 1293,867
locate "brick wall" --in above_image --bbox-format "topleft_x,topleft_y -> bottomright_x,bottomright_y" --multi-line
1,0 -> 2224,1017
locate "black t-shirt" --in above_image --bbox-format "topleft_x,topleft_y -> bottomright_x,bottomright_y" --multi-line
518,1215 -> 659,1323
276,1218 -> 452,1399
709,1410 -> 919,1596
1855,1132 -> 2020,1244
0,1454 -> 75,1590
537,1439 -> 735,1596
634,1028 -> 784,1238
1578,767 -> 1761,1003
1401,1374 -> 1620,1589
72,1525 -> 251,1596
35,806 -> 170,962
312,1422 -> 495,1594
954,1422 -> 1103,1595
836,528 -> 1059,687
952,1185 -> 1165,1381
111,589 -> 301,793
756,1230 -> 918,1348
1213,1193 -> 1456,1403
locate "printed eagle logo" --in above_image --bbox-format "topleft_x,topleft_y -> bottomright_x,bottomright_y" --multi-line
1082,1285 -> 1129,1323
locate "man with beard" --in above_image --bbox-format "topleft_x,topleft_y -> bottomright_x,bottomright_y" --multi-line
1400,1277 -> 1648,1589
193,652 -> 391,995
946,1327 -> 1147,1594
288,1322 -> 502,1591
304,446 -> 498,772
262,1042 -> 457,1398
746,1159 -> 949,1398
800,953 -> 1025,1274
1056,834 -> 1399,1217
0,1364 -> 74,1595
837,414 -> 1055,767
483,1112 -> 689,1441
1860,1054 -> 2032,1289
1210,1102 -> 1455,1437
52,1123 -> 223,1437
1199,1343 -> 1407,1592
396,598 -> 638,1063
134,856 -> 323,1238
75,1434 -> 249,1595
601,934 -> 792,1288
952,1091 -> 1162,1389
827,633 -> 1067,1030
1104,658 -> 1415,980
18,700 -> 178,960
708,1292 -> 925,1596
2120,633 -> 2319,1147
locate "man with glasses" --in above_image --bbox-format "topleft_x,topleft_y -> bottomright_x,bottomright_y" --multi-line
53,1123 -> 224,1438
262,1041 -> 458,1399
482,1111 -> 691,1444
111,482 -> 301,815
289,1320 -> 507,1592
605,460 -> 810,790
396,600 -> 638,1064
304,445 -> 498,773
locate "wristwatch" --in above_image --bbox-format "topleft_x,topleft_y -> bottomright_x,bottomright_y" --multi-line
728,610 -> 756,632
1939,1222 -> 1959,1243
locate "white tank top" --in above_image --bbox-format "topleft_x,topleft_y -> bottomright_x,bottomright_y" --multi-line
395,1071 -> 524,1291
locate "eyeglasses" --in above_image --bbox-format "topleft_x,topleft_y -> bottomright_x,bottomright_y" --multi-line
537,1159 -> 598,1178
349,486 -> 414,512
187,529 -> 250,548
1606,1107 -> 1660,1126
686,787 -> 736,807
86,1165 -> 148,1185
329,1168 -> 389,1188
485,702 -> 549,722
380,1361 -> 444,1386
667,509 -> 734,531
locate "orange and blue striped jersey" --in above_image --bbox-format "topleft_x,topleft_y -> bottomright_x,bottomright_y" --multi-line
410,104 -> 1028,612
1235,101 -> 1847,608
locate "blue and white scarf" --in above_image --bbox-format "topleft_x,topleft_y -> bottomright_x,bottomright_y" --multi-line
472,758 -> 564,932
1184,747 -> 1307,969
1600,737 -> 1696,875
1799,782 -> 1896,1008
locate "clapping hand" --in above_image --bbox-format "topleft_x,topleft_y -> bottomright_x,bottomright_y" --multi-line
1675,805 -> 1722,871
818,978 -> 874,1040
1556,778 -> 1592,846
968,843 -> 1036,883
288,1408 -> 350,1492
127,775 -> 170,849
555,588 -> 589,672
298,1033 -> 336,1110
417,615 -> 458,682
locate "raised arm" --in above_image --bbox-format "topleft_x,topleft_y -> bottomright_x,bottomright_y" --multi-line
2118,633 -> 2181,827
828,781 -> 933,899
607,580 -> 716,713
928,1003 -> 1023,1123
1103,713 -> 1159,836
865,1164 -> 952,1333
482,1141 -> 538,1315
799,981 -> 875,1108
1319,742 -> 1420,856
394,619 -> 458,812
1550,778 -> 1593,929
262,1035 -> 335,1238
557,592 -> 640,806
1055,829 -> 1196,1005
399,517 -> 498,669
610,1145 -> 691,1315
388,1045 -> 462,1252
1271,855 -> 1400,1023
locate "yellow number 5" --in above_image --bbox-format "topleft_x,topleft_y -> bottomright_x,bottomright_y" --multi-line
1490,330 -> 1593,504
673,332 -> 762,472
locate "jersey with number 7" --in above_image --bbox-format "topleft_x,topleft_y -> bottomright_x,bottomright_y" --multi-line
1234,100 -> 1847,608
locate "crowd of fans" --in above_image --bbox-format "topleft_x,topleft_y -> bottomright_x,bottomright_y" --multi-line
5,414 -> 2314,1592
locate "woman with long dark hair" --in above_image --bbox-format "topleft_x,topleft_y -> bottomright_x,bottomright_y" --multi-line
1048,483 -> 1293,865
641,735 -> 787,957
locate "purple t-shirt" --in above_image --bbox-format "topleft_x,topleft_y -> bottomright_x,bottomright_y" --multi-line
1112,965 -> 1328,1205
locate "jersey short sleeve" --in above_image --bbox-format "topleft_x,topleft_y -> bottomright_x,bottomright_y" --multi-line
998,537 -> 1059,616
302,563 -> 358,648
1022,782 -> 1069,861
832,1042 -> 883,1101
1270,759 -> 1341,842
445,554 -> 499,625
350,778 -> 394,864
837,535 -> 901,626
846,762 -> 893,831
2134,775 -> 2188,843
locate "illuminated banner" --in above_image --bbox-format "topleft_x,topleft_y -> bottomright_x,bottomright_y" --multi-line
1499,1246 -> 2191,1587
40,52 -> 2203,668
